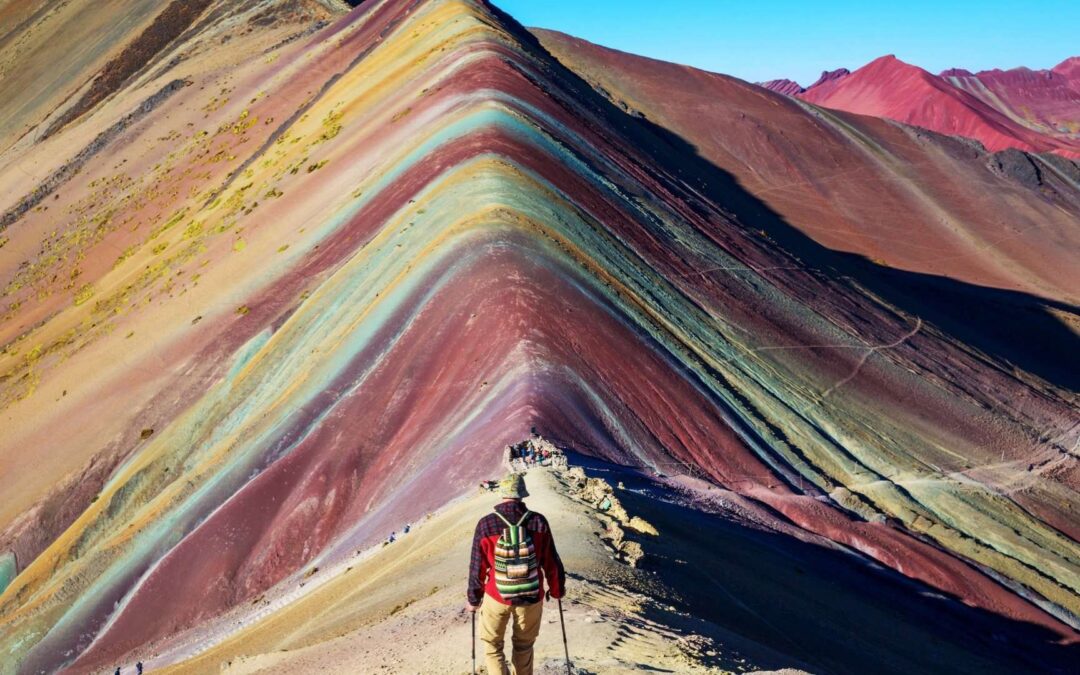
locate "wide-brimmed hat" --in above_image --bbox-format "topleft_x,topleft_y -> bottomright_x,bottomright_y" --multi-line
498,472 -> 529,499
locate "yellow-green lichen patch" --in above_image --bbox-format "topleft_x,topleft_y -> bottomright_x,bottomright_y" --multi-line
73,284 -> 95,306
318,109 -> 344,142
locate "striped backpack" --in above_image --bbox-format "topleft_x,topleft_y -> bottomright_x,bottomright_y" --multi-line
493,510 -> 540,602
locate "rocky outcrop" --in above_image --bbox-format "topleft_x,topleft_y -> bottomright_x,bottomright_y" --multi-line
759,78 -> 804,96
804,66 -> 850,90
563,465 -> 656,568
988,147 -> 1043,187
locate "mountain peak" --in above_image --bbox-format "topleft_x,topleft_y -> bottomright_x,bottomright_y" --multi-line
939,67 -> 974,77
759,78 -> 805,95
805,67 -> 850,90
860,53 -> 924,75
1053,55 -> 1080,78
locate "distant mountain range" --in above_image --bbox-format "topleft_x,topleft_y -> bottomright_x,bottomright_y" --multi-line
762,55 -> 1080,158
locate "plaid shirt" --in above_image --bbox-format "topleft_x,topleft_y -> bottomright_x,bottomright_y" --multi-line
467,500 -> 565,606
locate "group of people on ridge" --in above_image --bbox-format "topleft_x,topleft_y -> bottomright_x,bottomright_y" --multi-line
504,435 -> 564,473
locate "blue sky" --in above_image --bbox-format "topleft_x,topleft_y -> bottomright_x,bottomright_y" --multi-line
492,0 -> 1080,85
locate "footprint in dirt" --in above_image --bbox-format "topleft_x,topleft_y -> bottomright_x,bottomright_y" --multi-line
536,660 -> 595,674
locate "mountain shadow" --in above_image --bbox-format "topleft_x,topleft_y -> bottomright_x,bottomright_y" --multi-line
570,452 -> 1078,675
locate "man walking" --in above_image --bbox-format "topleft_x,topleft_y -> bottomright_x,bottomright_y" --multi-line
467,473 -> 565,675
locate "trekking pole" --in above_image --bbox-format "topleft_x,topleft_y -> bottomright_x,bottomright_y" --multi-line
471,609 -> 476,675
558,597 -> 571,674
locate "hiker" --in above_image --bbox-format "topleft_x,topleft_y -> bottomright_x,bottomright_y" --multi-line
136,662 -> 144,674
403,523 -> 411,534
466,473 -> 565,675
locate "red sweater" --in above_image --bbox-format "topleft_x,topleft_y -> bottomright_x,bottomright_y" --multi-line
467,500 -> 565,605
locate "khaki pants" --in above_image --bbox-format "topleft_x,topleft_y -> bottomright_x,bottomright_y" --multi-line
478,596 -> 543,675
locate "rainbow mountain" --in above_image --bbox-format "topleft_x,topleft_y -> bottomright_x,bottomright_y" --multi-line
0,1 -> 1077,672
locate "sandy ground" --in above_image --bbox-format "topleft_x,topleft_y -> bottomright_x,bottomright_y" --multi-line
152,467 -> 810,674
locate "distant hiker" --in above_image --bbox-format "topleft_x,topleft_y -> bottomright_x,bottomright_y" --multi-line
114,668 -> 120,675
403,523 -> 411,534
136,662 -> 144,674
466,473 -> 565,675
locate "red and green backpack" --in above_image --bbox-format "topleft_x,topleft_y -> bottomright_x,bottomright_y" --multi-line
493,510 -> 540,601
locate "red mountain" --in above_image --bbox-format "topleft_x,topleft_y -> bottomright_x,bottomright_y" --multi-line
795,55 -> 1080,158
1053,56 -> 1080,80
941,58 -> 1080,140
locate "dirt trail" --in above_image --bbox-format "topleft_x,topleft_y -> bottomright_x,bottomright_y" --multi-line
153,466 -> 808,674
